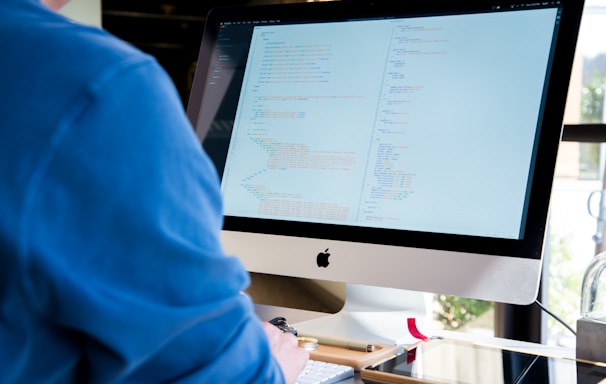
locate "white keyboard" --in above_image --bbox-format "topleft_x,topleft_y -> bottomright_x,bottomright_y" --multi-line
295,359 -> 355,384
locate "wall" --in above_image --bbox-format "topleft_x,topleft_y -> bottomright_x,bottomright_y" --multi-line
60,0 -> 102,27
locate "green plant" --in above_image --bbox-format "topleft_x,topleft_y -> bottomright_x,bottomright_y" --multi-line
433,295 -> 493,330
581,71 -> 605,123
547,231 -> 585,335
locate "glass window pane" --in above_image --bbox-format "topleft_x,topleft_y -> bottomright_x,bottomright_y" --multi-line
564,0 -> 606,125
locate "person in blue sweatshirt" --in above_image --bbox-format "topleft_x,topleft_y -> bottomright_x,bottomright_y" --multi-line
0,0 -> 308,382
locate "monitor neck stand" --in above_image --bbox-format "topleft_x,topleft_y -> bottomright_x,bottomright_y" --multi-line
293,283 -> 429,345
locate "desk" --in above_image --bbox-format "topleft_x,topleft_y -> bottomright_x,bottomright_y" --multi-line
255,304 -> 584,384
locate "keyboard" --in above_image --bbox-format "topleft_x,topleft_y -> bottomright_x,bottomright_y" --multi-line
295,359 -> 355,384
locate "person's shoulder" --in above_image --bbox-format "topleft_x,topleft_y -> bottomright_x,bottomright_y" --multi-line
4,1 -> 151,67
56,19 -> 155,75
23,5 -> 158,85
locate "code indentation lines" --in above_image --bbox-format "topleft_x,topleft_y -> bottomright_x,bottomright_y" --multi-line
249,138 -> 356,171
240,183 -> 350,221
259,43 -> 332,84
370,143 -> 415,201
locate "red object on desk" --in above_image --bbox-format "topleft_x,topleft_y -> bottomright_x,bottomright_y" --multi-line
407,317 -> 429,341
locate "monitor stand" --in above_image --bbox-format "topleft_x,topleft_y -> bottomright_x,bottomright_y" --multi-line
292,283 -> 430,346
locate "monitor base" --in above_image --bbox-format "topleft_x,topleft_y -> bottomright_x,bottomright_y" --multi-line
293,283 -> 431,345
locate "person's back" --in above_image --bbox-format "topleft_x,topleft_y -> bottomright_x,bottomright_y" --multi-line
0,0 -> 306,382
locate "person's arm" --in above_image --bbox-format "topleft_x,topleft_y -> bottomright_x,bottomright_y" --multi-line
22,56 -> 304,382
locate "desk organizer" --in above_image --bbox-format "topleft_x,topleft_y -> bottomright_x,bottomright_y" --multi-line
303,332 -> 398,371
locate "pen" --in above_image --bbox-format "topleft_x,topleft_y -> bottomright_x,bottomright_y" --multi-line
298,333 -> 375,352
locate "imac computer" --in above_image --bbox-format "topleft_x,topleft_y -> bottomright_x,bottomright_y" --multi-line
186,0 -> 584,344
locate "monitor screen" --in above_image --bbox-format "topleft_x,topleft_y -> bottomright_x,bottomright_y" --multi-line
186,0 -> 584,341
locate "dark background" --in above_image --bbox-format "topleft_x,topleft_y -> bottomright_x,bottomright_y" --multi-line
101,0 -> 312,105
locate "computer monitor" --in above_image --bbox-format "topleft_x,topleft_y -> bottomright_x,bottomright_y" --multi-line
186,0 -> 584,343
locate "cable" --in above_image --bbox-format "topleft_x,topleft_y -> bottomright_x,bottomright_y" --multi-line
513,355 -> 540,384
534,299 -> 576,336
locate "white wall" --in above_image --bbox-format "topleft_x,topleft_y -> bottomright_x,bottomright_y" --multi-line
60,0 -> 102,27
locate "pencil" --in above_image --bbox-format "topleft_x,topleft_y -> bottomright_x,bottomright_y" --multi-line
298,333 -> 375,352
